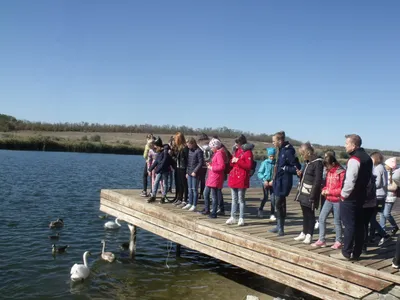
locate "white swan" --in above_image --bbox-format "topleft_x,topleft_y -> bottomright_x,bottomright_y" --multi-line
101,240 -> 116,262
70,251 -> 91,282
104,217 -> 121,229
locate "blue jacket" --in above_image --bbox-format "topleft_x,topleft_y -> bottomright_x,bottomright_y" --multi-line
258,159 -> 275,182
149,145 -> 172,174
273,142 -> 301,197
187,147 -> 204,175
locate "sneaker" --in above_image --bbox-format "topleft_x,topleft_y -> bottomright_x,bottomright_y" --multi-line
269,215 -> 276,221
217,211 -> 225,216
392,259 -> 399,269
140,190 -> 148,197
160,197 -> 166,204
200,210 -> 210,215
294,232 -> 306,241
378,235 -> 391,246
226,217 -> 237,225
178,201 -> 187,208
303,234 -> 312,244
314,221 -> 319,230
238,218 -> 245,226
147,195 -> 156,203
182,204 -> 191,210
208,214 -> 217,219
311,240 -> 326,247
391,226 -> 399,236
174,200 -> 182,206
269,227 -> 279,233
331,241 -> 343,249
188,205 -> 197,212
257,210 -> 263,218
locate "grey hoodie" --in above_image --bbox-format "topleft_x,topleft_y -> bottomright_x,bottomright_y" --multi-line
373,164 -> 388,200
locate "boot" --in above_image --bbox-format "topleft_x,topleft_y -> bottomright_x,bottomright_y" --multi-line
160,196 -> 166,204
147,194 -> 156,203
278,218 -> 285,236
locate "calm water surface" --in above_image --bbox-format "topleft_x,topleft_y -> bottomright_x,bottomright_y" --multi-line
0,150 -> 300,300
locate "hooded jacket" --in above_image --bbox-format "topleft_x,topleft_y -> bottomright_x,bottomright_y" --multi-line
322,165 -> 345,202
148,144 -> 173,174
257,148 -> 276,182
187,146 -> 204,175
228,143 -> 254,189
273,141 -> 301,197
206,148 -> 227,189
295,157 -> 323,209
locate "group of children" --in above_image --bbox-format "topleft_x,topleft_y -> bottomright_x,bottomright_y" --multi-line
140,133 -> 400,264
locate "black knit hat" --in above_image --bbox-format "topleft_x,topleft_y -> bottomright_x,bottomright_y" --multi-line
154,136 -> 163,147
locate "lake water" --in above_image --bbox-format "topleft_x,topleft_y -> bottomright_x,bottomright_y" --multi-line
0,150 -> 301,300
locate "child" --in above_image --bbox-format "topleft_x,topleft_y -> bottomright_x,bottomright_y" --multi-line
140,134 -> 155,197
257,148 -> 276,219
147,137 -> 172,204
381,157 -> 399,235
182,137 -> 204,212
147,141 -> 164,196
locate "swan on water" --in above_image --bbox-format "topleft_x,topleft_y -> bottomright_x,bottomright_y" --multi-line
49,219 -> 64,229
101,240 -> 116,262
104,217 -> 121,229
70,251 -> 91,282
52,244 -> 69,254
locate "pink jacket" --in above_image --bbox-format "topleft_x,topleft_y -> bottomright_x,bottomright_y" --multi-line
206,149 -> 226,189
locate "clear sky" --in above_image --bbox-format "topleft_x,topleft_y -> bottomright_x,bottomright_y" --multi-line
1,1 -> 399,150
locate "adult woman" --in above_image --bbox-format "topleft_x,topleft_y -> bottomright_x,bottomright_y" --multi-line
226,134 -> 254,227
294,143 -> 323,244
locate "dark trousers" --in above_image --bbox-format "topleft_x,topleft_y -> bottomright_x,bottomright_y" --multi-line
363,207 -> 375,249
175,168 -> 188,201
197,167 -> 207,196
394,236 -> 400,266
340,200 -> 364,259
142,162 -> 148,191
301,205 -> 315,235
275,196 -> 287,219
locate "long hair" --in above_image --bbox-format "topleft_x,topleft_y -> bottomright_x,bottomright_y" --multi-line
174,132 -> 186,151
187,137 -> 198,148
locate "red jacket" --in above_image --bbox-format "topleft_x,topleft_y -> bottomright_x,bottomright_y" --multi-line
228,146 -> 253,189
206,149 -> 226,189
322,165 -> 345,202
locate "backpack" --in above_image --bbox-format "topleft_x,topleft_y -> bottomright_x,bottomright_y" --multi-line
249,160 -> 257,177
366,174 -> 377,202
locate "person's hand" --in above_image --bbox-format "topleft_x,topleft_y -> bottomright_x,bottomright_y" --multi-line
232,157 -> 238,163
148,171 -> 151,176
296,169 -> 302,177
263,181 -> 269,188
321,190 -> 327,196
191,172 -> 196,177
186,174 -> 188,179
269,180 -> 273,187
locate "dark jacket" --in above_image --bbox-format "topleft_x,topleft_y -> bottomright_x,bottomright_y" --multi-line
149,144 -> 172,174
175,146 -> 189,169
341,148 -> 373,204
295,157 -> 324,209
273,141 -> 301,197
187,147 -> 204,175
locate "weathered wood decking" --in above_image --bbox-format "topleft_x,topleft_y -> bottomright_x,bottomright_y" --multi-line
100,188 -> 400,300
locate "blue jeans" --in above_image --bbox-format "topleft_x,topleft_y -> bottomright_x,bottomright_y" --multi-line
152,172 -> 169,197
318,201 -> 342,243
210,187 -> 221,217
187,175 -> 198,206
260,186 -> 275,215
231,188 -> 246,219
380,202 -> 398,230
204,186 -> 225,213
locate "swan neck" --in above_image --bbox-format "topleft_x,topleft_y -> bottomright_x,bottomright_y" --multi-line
102,241 -> 105,253
115,219 -> 120,226
83,252 -> 89,267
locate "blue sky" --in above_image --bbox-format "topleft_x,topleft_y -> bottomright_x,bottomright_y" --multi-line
1,1 -> 399,150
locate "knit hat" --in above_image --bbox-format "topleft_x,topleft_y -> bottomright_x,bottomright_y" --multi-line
209,138 -> 221,149
385,157 -> 397,170
267,147 -> 276,156
154,136 -> 163,147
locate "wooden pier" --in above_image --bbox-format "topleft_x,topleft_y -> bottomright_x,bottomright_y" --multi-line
100,188 -> 400,300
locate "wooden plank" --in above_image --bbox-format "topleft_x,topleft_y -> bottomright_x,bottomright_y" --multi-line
101,190 -> 399,288
101,199 -> 372,298
100,204 -> 354,300
100,195 -> 392,292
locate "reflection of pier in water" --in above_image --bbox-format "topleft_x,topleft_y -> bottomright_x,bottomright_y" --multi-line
100,188 -> 400,300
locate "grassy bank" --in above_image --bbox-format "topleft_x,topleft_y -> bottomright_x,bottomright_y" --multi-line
0,135 -> 142,155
